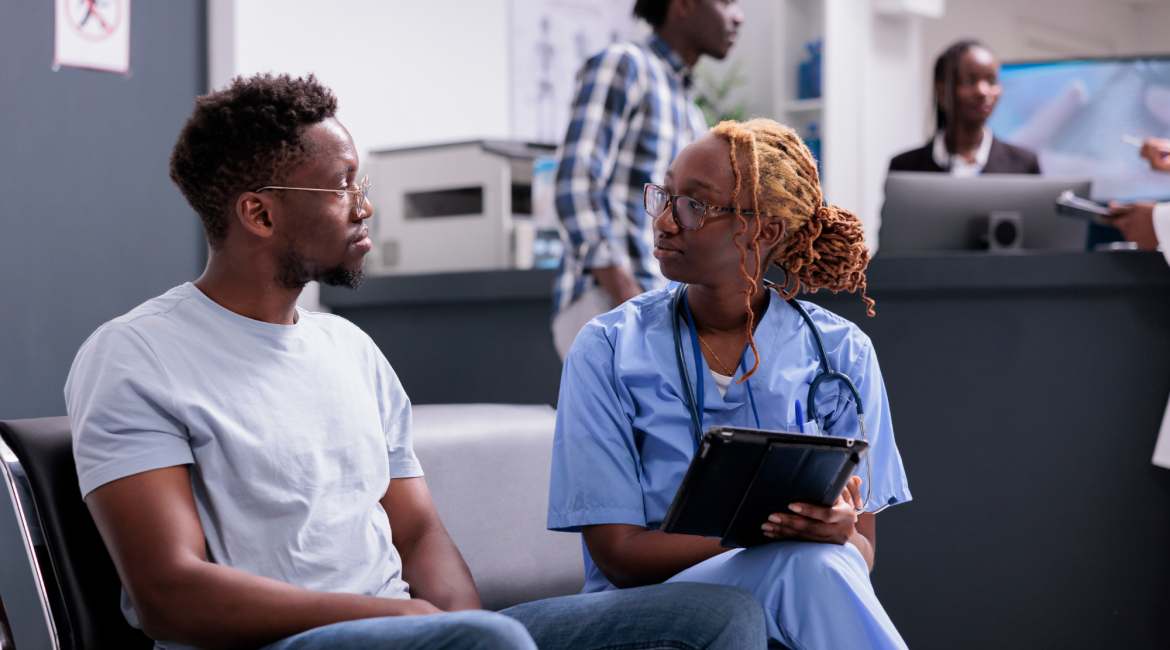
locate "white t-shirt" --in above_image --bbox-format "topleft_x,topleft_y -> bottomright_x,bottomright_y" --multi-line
65,283 -> 422,649
711,369 -> 734,398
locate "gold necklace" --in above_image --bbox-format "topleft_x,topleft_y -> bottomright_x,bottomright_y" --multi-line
696,333 -> 736,376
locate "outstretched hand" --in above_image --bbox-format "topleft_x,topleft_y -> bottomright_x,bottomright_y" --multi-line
1141,138 -> 1170,173
760,476 -> 862,545
1104,202 -> 1159,250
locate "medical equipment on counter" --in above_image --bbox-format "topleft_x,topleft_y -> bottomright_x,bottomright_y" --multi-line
363,140 -> 556,276
530,156 -> 564,269
670,281 -> 873,511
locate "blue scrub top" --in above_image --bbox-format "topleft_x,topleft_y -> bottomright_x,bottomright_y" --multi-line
548,285 -> 913,593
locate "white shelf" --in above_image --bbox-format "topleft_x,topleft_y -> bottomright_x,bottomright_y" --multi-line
775,0 -> 825,121
784,98 -> 824,112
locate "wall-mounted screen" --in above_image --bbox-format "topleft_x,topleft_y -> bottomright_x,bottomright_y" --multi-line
988,56 -> 1170,202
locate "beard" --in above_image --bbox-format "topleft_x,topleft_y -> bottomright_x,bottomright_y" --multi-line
276,250 -> 365,290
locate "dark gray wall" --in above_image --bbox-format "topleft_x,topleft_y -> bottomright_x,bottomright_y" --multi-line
323,270 -> 565,406
810,259 -> 1170,650
0,1 -> 206,419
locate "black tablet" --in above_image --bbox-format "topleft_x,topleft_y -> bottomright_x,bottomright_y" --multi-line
660,426 -> 868,549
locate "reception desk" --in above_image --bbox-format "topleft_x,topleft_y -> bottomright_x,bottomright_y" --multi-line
323,252 -> 1170,649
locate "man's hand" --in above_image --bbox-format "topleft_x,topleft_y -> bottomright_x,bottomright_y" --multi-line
591,265 -> 643,306
761,476 -> 861,545
1141,138 -> 1170,173
1105,202 -> 1159,250
397,599 -> 444,616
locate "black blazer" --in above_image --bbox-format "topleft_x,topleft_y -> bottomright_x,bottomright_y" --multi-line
889,137 -> 1041,174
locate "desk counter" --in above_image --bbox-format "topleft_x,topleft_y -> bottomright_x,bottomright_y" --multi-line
323,252 -> 1170,649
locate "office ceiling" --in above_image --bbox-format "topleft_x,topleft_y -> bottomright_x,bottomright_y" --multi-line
1107,0 -> 1170,6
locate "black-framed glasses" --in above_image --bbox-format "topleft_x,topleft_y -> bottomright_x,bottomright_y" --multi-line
644,183 -> 759,230
254,175 -> 371,217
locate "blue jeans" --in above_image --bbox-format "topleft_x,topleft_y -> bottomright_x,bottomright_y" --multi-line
261,582 -> 766,650
261,610 -> 534,650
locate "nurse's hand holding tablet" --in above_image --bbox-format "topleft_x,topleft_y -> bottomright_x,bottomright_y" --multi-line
762,476 -> 864,545
547,118 -> 913,650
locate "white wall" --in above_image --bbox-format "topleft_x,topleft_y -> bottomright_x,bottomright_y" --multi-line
696,0 -> 780,120
924,0 -> 1142,63
209,0 -> 513,310
1133,4 -> 1170,54
823,0 -> 932,250
211,0 -> 511,163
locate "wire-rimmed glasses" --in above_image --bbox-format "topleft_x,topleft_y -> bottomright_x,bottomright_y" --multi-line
254,175 -> 371,217
644,183 -> 759,230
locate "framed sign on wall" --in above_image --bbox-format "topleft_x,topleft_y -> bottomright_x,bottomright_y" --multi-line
54,0 -> 131,74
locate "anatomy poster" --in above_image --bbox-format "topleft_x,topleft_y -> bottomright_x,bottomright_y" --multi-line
510,0 -> 640,144
55,0 -> 131,74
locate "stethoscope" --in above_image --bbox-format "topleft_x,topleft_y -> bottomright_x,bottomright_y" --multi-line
670,280 -> 873,511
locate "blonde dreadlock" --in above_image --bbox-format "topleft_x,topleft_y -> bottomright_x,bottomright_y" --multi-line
710,118 -> 874,383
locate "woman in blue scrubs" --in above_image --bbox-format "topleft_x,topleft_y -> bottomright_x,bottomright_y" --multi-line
548,118 -> 912,650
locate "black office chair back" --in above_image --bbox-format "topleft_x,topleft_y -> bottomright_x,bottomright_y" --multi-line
0,594 -> 14,650
0,417 -> 152,650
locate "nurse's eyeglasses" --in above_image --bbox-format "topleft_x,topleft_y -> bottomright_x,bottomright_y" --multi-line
254,175 -> 371,217
644,183 -> 762,231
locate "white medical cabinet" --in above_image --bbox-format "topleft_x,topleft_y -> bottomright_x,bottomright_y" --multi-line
363,140 -> 558,276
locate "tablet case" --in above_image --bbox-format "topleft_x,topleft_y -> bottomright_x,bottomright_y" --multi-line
660,426 -> 868,548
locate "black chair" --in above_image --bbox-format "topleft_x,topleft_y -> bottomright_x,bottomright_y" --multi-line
0,417 -> 152,650
0,593 -> 15,650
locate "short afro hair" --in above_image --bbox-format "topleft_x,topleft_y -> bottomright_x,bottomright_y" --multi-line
633,0 -> 671,27
169,73 -> 338,248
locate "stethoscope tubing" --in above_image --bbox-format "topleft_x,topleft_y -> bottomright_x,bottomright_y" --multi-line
671,282 -> 873,511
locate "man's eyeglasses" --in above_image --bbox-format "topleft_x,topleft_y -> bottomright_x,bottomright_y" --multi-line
644,183 -> 759,230
254,175 -> 371,217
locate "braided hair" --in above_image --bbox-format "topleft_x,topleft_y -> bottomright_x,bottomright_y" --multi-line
709,118 -> 873,382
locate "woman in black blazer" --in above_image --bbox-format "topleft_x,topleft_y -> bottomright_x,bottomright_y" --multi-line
890,40 -> 1040,175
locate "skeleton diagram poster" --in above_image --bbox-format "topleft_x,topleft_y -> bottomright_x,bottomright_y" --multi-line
510,0 -> 640,144
55,0 -> 131,74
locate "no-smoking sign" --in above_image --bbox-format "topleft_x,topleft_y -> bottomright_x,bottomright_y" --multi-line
54,0 -> 131,73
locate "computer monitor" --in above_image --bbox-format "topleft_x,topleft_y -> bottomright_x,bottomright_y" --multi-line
987,56 -> 1170,202
879,172 -> 1092,254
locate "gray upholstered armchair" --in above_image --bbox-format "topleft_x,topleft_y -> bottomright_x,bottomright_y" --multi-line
0,404 -> 581,649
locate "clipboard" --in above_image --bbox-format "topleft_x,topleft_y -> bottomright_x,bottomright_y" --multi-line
660,426 -> 868,548
1055,190 -> 1114,223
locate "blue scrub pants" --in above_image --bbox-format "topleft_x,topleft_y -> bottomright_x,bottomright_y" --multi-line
666,541 -> 908,650
261,582 -> 767,650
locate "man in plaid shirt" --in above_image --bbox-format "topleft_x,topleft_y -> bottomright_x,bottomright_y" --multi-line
551,0 -> 744,359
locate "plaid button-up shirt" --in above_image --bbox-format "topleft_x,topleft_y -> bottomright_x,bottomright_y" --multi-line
552,34 -> 709,318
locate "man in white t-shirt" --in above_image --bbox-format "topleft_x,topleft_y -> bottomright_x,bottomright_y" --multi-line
1107,137 -> 1170,264
65,74 -> 766,650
